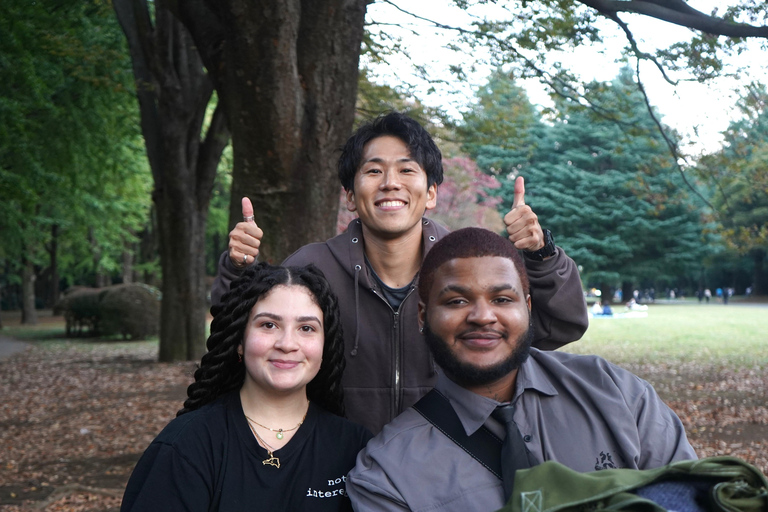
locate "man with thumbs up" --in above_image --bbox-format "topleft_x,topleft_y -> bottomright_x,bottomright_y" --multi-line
211,112 -> 587,434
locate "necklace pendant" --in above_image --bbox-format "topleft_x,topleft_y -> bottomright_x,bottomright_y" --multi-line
263,455 -> 280,469
276,430 -> 284,440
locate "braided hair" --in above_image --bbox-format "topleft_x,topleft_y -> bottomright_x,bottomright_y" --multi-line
178,263 -> 346,417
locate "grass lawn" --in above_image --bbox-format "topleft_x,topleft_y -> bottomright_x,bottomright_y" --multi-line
568,303 -> 768,368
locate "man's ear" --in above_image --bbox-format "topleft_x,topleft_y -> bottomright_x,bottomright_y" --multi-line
424,183 -> 438,211
418,301 -> 427,332
345,188 -> 357,212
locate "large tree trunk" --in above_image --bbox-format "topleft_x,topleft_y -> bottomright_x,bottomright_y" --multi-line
173,0 -> 370,263
114,0 -> 230,361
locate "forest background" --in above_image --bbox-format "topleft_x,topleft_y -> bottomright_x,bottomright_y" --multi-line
1,0 -> 768,363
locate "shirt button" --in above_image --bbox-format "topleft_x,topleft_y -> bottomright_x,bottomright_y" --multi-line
523,435 -> 532,442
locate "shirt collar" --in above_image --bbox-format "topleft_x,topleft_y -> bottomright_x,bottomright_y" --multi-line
514,348 -> 560,400
433,349 -> 559,436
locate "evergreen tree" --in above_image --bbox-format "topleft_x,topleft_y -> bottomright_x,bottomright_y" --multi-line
463,68 -> 714,299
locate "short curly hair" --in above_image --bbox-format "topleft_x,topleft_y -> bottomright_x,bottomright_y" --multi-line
338,111 -> 444,191
179,263 -> 346,417
418,227 -> 530,304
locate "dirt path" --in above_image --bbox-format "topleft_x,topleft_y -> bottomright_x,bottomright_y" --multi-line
0,335 -> 29,359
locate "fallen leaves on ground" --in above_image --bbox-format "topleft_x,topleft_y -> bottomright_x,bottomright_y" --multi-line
0,342 -> 195,511
1,343 -> 766,511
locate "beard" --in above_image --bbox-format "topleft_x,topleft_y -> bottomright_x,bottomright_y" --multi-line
423,318 -> 534,388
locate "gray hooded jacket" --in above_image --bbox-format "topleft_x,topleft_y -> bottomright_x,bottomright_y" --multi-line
211,218 -> 588,434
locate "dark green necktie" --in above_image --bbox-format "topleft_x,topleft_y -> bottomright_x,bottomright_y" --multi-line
492,404 -> 537,500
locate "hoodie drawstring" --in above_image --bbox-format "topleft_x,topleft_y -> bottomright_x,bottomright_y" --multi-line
350,265 -> 361,357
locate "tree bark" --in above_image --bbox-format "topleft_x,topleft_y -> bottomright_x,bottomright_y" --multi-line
114,0 -> 230,361
172,0 -> 370,263
578,0 -> 768,38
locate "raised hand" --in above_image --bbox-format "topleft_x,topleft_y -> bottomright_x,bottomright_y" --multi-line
502,176 -> 544,252
228,197 -> 264,268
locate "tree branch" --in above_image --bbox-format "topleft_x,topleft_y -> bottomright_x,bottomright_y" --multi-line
577,0 -> 768,38
606,12 -> 677,85
166,0 -> 227,90
630,59 -> 715,211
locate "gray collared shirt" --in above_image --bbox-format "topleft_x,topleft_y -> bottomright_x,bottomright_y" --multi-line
347,348 -> 697,512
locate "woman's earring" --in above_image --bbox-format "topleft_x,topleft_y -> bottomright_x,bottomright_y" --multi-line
238,353 -> 242,363
419,326 -> 424,333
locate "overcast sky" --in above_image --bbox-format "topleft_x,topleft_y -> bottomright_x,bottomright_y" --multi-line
365,1 -> 768,156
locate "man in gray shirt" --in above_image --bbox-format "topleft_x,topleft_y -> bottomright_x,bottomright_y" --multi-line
346,227 -> 696,512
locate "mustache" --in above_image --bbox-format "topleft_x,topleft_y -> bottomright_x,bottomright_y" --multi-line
456,328 -> 508,339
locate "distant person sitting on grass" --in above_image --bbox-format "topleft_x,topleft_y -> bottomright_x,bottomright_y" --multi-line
121,263 -> 371,512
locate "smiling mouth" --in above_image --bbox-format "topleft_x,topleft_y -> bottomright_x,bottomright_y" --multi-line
270,360 -> 301,369
458,330 -> 505,347
376,200 -> 406,209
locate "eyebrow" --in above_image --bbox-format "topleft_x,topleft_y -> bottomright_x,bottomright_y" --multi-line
437,283 -> 519,296
253,312 -> 321,324
363,156 -> 415,165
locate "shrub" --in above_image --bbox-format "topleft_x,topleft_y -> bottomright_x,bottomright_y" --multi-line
56,287 -> 102,337
56,284 -> 160,340
99,284 -> 160,340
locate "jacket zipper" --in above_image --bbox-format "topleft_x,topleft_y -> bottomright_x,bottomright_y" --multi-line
373,286 -> 417,418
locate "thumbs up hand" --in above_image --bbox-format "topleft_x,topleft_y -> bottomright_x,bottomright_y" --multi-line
503,176 -> 545,252
228,197 -> 264,268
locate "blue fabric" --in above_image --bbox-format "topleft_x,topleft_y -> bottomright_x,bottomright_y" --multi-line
635,480 -> 711,512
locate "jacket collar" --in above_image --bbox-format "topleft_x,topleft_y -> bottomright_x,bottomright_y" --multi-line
325,216 -> 449,287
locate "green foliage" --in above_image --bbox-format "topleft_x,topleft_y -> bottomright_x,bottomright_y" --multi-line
456,69 -> 543,158
0,0 -> 151,291
696,83 -> 768,255
462,68 -> 714,291
694,83 -> 768,294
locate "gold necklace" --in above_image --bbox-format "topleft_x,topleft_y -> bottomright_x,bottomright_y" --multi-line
245,418 -> 281,468
244,401 -> 309,440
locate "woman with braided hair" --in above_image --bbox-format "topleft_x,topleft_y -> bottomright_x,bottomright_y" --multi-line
121,263 -> 372,512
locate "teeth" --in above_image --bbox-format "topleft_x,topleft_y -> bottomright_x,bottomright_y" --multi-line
379,201 -> 405,207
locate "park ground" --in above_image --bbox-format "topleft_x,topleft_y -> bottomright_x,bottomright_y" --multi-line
0,302 -> 766,511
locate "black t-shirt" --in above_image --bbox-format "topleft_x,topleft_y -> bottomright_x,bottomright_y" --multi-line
121,392 -> 372,511
365,258 -> 415,312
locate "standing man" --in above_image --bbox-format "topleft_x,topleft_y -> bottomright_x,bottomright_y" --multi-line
346,228 -> 696,512
211,112 -> 588,434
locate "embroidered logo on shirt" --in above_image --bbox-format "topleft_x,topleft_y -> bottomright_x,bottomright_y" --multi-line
594,451 -> 617,470
521,490 -> 542,512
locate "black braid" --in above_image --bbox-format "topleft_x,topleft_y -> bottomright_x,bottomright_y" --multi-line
300,266 -> 346,417
178,263 -> 346,417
